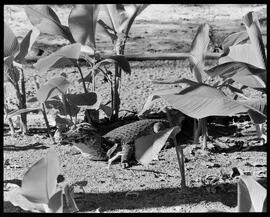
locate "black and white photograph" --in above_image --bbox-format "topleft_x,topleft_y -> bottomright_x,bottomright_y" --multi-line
3,4 -> 267,213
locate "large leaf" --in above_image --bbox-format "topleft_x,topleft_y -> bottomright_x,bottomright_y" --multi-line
4,22 -> 20,57
206,62 -> 266,89
138,88 -> 180,117
25,5 -> 75,43
34,43 -> 81,74
102,4 -> 148,35
21,149 -> 60,204
243,12 -> 266,69
68,4 -> 100,48
219,44 -> 266,69
15,27 -> 40,63
222,31 -> 249,50
5,184 -> 47,213
237,175 -> 267,212
65,92 -> 101,110
237,98 -> 267,115
46,190 -> 63,213
36,77 -> 70,103
189,23 -> 210,83
158,84 -> 266,124
135,126 -> 180,165
4,56 -> 20,84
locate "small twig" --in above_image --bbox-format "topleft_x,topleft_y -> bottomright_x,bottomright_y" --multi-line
41,103 -> 55,144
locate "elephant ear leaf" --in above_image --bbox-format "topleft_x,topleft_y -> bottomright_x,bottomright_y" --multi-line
20,149 -> 60,204
158,84 -> 266,124
189,23 -> 210,83
36,77 -> 70,103
68,4 -> 100,48
135,126 -> 180,165
15,27 -> 40,62
4,22 -> 19,57
25,5 -> 75,43
34,43 -> 81,74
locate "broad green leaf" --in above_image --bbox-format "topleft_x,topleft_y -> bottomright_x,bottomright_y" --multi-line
25,5 -> 75,43
219,44 -> 266,69
34,43 -> 81,74
107,55 -> 131,74
243,12 -> 266,69
47,190 -> 63,213
102,4 -> 129,34
68,4 -> 100,48
222,31 -> 249,50
36,77 -> 70,103
237,175 -> 267,212
65,92 -> 101,110
4,22 -> 20,57
206,62 -> 266,89
159,84 -> 266,124
21,149 -> 60,204
138,88 -> 180,117
135,126 -> 180,165
4,61 -> 20,85
4,184 -> 46,213
189,23 -> 210,83
15,27 -> 40,63
238,98 -> 267,115
7,107 -> 42,119
102,4 -> 149,35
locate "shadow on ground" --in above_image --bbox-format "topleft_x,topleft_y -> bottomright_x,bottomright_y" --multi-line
4,142 -> 49,151
74,183 -> 237,212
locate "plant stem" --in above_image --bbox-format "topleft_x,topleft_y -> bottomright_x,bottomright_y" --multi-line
111,34 -> 127,121
194,119 -> 203,144
41,103 -> 55,144
76,62 -> 88,93
165,108 -> 186,189
76,62 -> 94,125
4,103 -> 15,135
201,118 -> 208,149
20,68 -> 27,134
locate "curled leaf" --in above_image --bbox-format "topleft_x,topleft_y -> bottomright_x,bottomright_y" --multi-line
36,77 -> 70,103
68,4 -> 100,48
34,43 -> 81,74
135,126 -> 181,165
4,22 -> 19,57
21,149 -> 60,204
25,5 -> 75,43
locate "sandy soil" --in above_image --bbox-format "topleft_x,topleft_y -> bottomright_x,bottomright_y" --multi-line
3,4 -> 267,213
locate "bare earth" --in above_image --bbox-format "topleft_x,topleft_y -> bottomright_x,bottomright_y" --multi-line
3,4 -> 267,213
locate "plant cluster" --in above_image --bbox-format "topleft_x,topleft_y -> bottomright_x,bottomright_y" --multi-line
4,5 -> 267,213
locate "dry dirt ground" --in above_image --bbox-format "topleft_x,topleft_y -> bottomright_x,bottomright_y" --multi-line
3,4 -> 267,213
